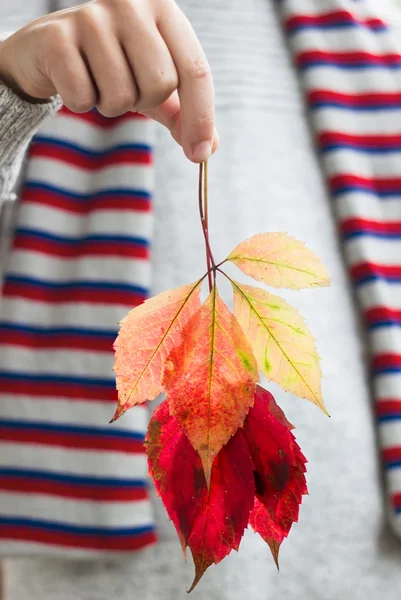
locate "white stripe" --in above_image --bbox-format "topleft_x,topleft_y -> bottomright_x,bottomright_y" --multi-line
345,236 -> 401,266
25,159 -> 154,194
378,419 -> 401,446
38,113 -> 155,150
314,108 -> 401,136
357,280 -> 401,310
0,395 -> 149,432
375,372 -> 401,397
303,66 -> 401,94
387,468 -> 401,496
1,542 -> 142,558
0,444 -> 148,479
18,205 -> 153,240
370,326 -> 401,354
0,299 -> 132,329
324,148 -> 401,177
291,28 -> 398,54
283,0 -> 379,19
0,346 -> 113,378
335,191 -> 401,221
7,251 -> 151,289
0,493 -> 153,529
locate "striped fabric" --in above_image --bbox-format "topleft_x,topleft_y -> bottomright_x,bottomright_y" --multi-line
279,0 -> 401,534
0,107 -> 157,555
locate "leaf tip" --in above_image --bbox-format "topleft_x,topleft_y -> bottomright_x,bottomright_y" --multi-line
269,540 -> 281,571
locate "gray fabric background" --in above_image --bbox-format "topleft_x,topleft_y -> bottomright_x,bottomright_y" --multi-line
2,0 -> 401,598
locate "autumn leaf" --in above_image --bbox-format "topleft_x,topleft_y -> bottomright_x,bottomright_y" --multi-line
245,386 -> 308,565
187,431 -> 255,592
112,280 -> 202,420
227,232 -> 330,290
231,280 -> 328,414
166,284 -> 259,486
243,386 -> 296,515
146,400 -> 207,550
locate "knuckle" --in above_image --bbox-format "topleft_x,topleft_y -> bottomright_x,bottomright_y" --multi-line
137,73 -> 178,110
187,56 -> 211,81
69,94 -> 96,113
97,90 -> 136,117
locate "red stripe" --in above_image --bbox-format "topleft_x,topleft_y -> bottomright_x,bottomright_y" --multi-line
297,50 -> 401,67
0,477 -> 147,502
376,400 -> 401,417
392,492 -> 401,510
309,90 -> 401,107
286,12 -> 385,30
373,354 -> 401,371
341,218 -> 401,236
2,281 -> 145,306
0,330 -> 113,352
21,190 -> 151,214
0,428 -> 145,454
351,262 -> 401,282
365,306 -> 401,325
13,236 -> 149,259
0,526 -> 156,551
30,145 -> 152,168
0,378 -> 116,401
382,447 -> 401,464
331,173 -> 401,192
320,131 -> 401,149
59,107 -> 149,127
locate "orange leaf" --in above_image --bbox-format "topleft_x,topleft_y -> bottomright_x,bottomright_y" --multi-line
232,281 -> 328,414
113,280 -> 202,420
227,232 -> 331,289
166,285 -> 259,486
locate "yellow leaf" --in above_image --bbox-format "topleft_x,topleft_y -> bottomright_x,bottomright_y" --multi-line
231,281 -> 328,415
113,280 -> 202,420
166,285 -> 259,487
227,232 -> 331,289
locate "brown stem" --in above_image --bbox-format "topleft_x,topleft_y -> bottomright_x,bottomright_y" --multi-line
198,162 -> 215,291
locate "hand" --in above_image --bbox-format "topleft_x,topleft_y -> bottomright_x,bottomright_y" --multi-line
0,0 -> 218,163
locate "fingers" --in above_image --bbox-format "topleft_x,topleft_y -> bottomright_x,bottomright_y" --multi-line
157,2 -> 215,162
78,5 -> 138,117
44,24 -> 97,112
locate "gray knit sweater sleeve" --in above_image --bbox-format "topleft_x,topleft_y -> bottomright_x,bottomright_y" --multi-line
0,79 -> 62,203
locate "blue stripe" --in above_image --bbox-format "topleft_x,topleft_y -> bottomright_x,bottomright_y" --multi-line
0,370 -> 115,387
288,23 -> 386,33
4,274 -> 148,296
300,62 -> 401,71
355,276 -> 401,286
0,517 -> 153,536
33,136 -> 151,155
323,144 -> 401,155
312,103 -> 401,111
15,227 -> 149,248
24,181 -> 151,200
373,367 -> 401,375
377,415 -> 401,423
343,231 -> 401,240
0,419 -> 145,441
0,468 -> 145,488
368,321 -> 401,330
385,462 -> 401,470
0,322 -> 117,338
395,506 -> 401,514
333,187 -> 401,198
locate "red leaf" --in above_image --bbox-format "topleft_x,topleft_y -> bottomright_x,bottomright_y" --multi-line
187,430 -> 255,592
146,400 -> 207,549
166,285 -> 259,487
244,386 -> 308,563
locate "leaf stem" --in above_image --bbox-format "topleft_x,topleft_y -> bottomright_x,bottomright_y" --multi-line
199,162 -> 215,292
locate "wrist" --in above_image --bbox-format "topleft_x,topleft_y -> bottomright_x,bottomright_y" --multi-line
0,37 -> 49,104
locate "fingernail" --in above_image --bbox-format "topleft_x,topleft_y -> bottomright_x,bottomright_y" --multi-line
192,141 -> 212,162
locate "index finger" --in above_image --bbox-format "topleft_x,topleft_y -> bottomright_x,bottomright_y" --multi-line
157,1 -> 215,163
